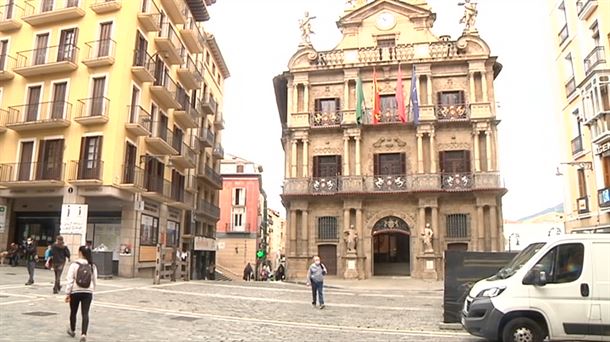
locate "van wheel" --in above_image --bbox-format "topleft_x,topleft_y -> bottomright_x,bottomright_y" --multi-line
502,317 -> 544,342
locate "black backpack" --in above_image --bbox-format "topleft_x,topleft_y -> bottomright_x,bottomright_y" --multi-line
76,263 -> 93,288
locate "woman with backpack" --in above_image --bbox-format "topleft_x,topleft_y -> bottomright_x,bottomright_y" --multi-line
65,246 -> 98,342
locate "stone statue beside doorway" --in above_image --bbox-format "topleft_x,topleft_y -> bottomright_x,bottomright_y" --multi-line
343,225 -> 358,254
421,223 -> 434,253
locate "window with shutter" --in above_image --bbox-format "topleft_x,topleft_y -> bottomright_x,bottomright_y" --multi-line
374,153 -> 405,175
313,155 -> 341,177
312,98 -> 341,126
439,150 -> 470,173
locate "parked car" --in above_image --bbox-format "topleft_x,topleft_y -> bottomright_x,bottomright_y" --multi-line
461,234 -> 610,342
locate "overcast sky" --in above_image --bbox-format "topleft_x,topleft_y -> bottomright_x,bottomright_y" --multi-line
205,0 -> 564,220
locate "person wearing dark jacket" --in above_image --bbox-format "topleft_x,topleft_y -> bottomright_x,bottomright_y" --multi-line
23,237 -> 37,285
7,243 -> 19,267
243,263 -> 254,281
50,236 -> 71,294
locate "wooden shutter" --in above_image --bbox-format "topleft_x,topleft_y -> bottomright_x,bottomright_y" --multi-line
314,99 -> 321,113
436,92 -> 443,106
458,91 -> 465,105
26,86 -> 41,121
98,22 -> 112,57
439,151 -> 445,173
400,153 -> 406,174
335,155 -> 342,176
374,154 -> 380,175
464,150 -> 471,172
334,98 -> 341,112
313,156 -> 319,177
51,82 -> 67,119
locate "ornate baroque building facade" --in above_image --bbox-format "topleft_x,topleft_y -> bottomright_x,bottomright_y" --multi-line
274,0 -> 506,280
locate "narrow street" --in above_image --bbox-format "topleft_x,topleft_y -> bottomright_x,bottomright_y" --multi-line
0,267 -> 481,341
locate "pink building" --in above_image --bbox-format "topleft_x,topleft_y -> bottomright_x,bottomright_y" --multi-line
216,155 -> 267,278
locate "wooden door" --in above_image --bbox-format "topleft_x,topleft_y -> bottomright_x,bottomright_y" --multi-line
98,22 -> 112,57
90,77 -> 106,116
51,82 -> 67,119
318,245 -> 337,276
18,141 -> 33,181
26,86 -> 41,122
34,33 -> 48,65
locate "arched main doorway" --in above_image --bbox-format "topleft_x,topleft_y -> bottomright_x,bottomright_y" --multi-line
372,216 -> 410,276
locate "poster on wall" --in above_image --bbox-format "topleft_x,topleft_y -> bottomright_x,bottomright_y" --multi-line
60,204 -> 89,242
0,205 -> 7,234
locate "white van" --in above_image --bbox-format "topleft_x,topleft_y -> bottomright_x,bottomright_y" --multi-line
461,234 -> 610,342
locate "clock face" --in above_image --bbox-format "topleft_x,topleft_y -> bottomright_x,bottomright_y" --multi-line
376,12 -> 396,30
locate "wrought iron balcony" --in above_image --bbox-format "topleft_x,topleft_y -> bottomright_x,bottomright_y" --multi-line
126,105 -> 152,136
159,0 -> 188,25
143,176 -> 172,202
310,177 -> 340,193
0,1 -> 24,31
155,22 -> 183,65
185,172 -> 197,192
198,164 -> 221,189
225,222 -> 251,233
116,165 -> 145,192
436,103 -> 470,121
311,111 -> 342,127
22,0 -> 85,26
131,49 -> 156,83
370,109 -> 407,124
180,16 -> 204,53
151,72 -> 180,108
0,53 -> 16,80
200,92 -> 217,115
90,0 -> 121,14
598,187 -> 610,208
571,136 -> 584,155
584,46 -> 605,76
145,123 -> 179,155
577,196 -> 589,214
565,76 -> 576,98
212,144 -> 224,159
14,44 -> 79,77
82,39 -> 116,68
68,160 -> 103,185
0,161 -> 65,187
367,174 -> 408,192
0,108 -> 7,133
75,97 -> 109,125
197,200 -> 220,220
441,172 -> 473,191
170,180 -> 185,203
137,0 -> 161,32
558,24 -> 569,46
177,54 -> 203,90
7,101 -> 71,131
577,0 -> 597,20
170,142 -> 196,169
198,127 -> 215,147
214,114 -> 224,130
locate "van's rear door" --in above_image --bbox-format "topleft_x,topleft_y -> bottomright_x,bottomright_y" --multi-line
589,241 -> 610,340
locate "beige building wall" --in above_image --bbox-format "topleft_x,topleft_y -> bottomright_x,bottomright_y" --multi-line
215,238 -> 256,278
548,0 -> 610,232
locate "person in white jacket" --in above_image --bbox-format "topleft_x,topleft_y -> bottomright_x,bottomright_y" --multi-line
65,246 -> 98,342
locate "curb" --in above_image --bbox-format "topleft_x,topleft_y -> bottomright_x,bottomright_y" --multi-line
438,322 -> 464,331
284,280 -> 345,289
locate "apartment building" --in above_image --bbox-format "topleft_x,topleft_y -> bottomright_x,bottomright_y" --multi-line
549,0 -> 610,233
266,208 -> 285,270
0,0 -> 229,278
274,0 -> 505,279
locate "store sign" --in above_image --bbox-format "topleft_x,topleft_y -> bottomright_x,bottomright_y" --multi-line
194,236 -> 217,251
596,142 -> 610,155
0,205 -> 6,234
60,204 -> 89,236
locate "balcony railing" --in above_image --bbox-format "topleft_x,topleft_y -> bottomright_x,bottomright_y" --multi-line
0,161 -> 64,184
83,39 -> 116,67
144,175 -> 172,199
199,127 -> 215,147
225,222 -> 250,233
156,22 -> 183,65
200,93 -> 217,115
599,187 -> 610,208
180,16 -> 204,53
147,123 -> 177,154
558,24 -> 569,46
138,0 -> 161,32
126,105 -> 152,136
170,142 -> 196,168
436,103 -> 469,121
0,108 -> 7,133
177,54 -> 203,89
198,200 -> 220,219
131,49 -> 156,83
90,0 -> 121,14
15,44 -> 79,76
7,101 -> 71,130
22,0 -> 85,26
370,109 -> 405,124
577,0 -> 597,19
159,0 -> 188,25
571,135 -> 584,155
75,97 -> 109,124
212,144 -> 224,159
0,53 -> 16,80
310,177 -> 340,193
584,46 -> 605,76
0,2 -> 24,32
151,71 -> 179,108
119,164 -> 145,190
577,196 -> 589,214
441,172 -> 473,190
201,164 -> 221,187
368,174 -> 408,192
565,76 -> 576,98
68,159 -> 103,183
311,111 -> 342,127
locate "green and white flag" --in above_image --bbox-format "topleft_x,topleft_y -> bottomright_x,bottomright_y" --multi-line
355,77 -> 366,125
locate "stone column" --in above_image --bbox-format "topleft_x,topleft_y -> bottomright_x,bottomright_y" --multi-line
303,82 -> 309,113
485,130 -> 492,171
473,130 -> 480,172
344,80 -> 350,110
481,72 -> 488,102
355,208 -> 363,253
287,82 -> 293,115
292,84 -> 298,113
343,136 -> 350,176
430,132 -> 436,173
469,72 -> 476,103
343,208 -> 350,233
356,208 -> 364,278
355,136 -> 361,176
490,205 -> 498,252
302,139 -> 309,177
291,140 -> 298,178
284,139 -> 290,179
426,74 -> 433,105
476,205 -> 484,251
301,210 -> 309,256
431,206 -> 439,251
417,133 -> 424,173
289,210 -> 297,256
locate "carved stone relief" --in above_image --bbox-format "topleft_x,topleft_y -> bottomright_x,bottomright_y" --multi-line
372,137 -> 407,150
437,142 -> 471,151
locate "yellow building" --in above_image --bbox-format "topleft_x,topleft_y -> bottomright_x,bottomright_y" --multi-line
549,0 -> 610,232
0,0 -> 229,279
274,0 -> 505,280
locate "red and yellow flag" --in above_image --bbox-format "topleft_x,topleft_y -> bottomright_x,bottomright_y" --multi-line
372,68 -> 381,124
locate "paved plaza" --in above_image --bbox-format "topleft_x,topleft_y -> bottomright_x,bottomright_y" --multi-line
0,266 -> 481,341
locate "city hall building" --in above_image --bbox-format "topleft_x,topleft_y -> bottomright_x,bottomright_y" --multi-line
274,0 -> 506,279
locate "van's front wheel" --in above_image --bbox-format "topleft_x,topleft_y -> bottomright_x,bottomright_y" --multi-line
502,317 -> 544,342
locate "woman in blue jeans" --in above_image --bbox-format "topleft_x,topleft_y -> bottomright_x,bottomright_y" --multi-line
306,256 -> 327,309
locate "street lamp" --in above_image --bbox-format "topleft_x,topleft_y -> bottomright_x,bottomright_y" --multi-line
508,233 -> 520,252
548,227 -> 562,236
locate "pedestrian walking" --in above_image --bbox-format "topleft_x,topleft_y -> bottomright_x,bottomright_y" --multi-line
7,243 -> 19,267
65,246 -> 98,342
306,256 -> 327,309
243,262 -> 254,281
23,237 -> 38,285
50,236 -> 71,294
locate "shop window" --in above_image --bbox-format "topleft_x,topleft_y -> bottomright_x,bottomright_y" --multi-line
140,214 -> 159,246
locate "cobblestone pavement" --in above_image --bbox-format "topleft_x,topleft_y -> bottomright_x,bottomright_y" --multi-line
0,266 -> 482,341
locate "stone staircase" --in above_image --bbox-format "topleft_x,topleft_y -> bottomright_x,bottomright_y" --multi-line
213,264 -> 242,281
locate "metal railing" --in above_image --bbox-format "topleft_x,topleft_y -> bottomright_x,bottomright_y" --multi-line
144,175 -> 172,197
150,122 -> 176,147
8,101 -> 71,124
200,92 -> 217,114
571,135 -> 584,155
153,70 -> 178,96
121,164 -> 145,187
0,54 -> 16,72
213,144 -> 223,158
16,44 -> 79,67
23,0 -> 83,16
76,97 -> 109,119
158,21 -> 182,51
558,24 -> 569,45
310,177 -> 340,193
133,49 -> 155,70
127,105 -> 152,132
311,111 -> 342,127
584,46 -> 605,75
565,76 -> 576,97
69,159 -> 103,181
225,222 -> 250,233
179,54 -> 203,82
441,172 -> 474,190
436,103 -> 470,121
1,1 -> 25,21
203,164 -> 221,185
0,161 -> 64,182
367,174 -> 408,191
199,128 -> 215,146
84,39 -> 116,60
199,200 -> 220,219
577,0 -> 596,17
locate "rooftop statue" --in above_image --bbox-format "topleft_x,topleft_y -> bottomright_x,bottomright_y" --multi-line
459,0 -> 478,34
299,11 -> 316,47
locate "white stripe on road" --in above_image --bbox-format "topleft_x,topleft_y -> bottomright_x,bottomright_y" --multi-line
0,298 -> 45,306
94,300 -> 468,338
138,287 -> 434,312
